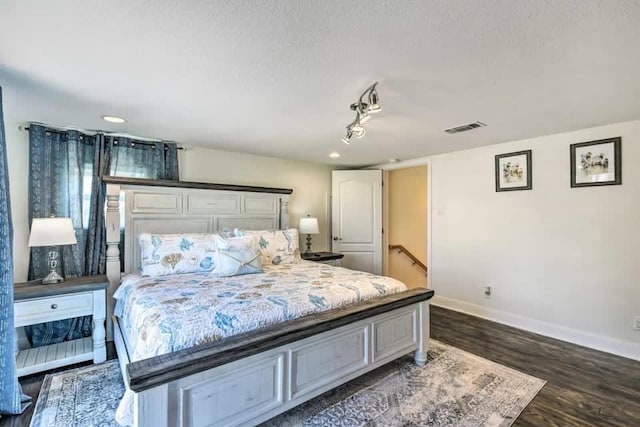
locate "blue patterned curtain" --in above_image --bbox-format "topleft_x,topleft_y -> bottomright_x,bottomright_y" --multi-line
27,128 -> 179,347
85,134 -> 111,275
0,87 -> 31,414
108,136 -> 179,179
28,126 -> 98,279
27,126 -> 97,345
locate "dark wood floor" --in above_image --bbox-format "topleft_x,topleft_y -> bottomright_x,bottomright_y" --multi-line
2,307 -> 639,426
431,305 -> 640,427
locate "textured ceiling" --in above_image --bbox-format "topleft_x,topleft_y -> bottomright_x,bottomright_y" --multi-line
1,0 -> 640,166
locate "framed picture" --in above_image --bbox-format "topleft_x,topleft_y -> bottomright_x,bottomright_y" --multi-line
570,137 -> 621,187
495,150 -> 532,192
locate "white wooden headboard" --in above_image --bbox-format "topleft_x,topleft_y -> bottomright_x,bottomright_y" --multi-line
103,176 -> 292,340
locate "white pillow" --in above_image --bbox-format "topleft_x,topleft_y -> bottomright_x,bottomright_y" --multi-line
237,228 -> 301,265
213,234 -> 263,277
139,233 -> 217,277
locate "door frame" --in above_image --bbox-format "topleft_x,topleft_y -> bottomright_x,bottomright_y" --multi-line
374,157 -> 433,289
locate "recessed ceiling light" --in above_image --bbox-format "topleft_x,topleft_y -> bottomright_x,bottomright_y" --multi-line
389,158 -> 399,163
102,115 -> 127,123
329,152 -> 341,159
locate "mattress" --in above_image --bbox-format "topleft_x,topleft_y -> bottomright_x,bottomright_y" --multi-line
113,260 -> 408,362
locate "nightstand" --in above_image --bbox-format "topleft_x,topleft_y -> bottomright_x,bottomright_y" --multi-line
13,275 -> 108,377
301,251 -> 344,267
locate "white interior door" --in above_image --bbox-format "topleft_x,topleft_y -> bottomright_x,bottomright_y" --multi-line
332,170 -> 382,274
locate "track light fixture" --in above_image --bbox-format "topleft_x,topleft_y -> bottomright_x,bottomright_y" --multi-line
341,82 -> 381,143
341,130 -> 353,144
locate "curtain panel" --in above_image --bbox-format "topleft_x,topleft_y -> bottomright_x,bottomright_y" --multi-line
27,127 -> 103,345
26,127 -> 179,347
108,136 -> 179,180
28,127 -> 100,279
0,87 -> 30,414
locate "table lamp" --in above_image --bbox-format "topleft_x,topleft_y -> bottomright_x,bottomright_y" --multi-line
299,215 -> 319,254
28,217 -> 78,284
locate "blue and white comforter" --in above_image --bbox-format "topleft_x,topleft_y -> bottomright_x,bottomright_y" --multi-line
114,260 -> 408,362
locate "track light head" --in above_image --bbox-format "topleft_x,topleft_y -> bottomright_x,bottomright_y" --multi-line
341,130 -> 353,144
367,104 -> 381,114
351,124 -> 366,138
367,87 -> 381,113
351,102 -> 371,124
367,105 -> 381,115
358,109 -> 371,124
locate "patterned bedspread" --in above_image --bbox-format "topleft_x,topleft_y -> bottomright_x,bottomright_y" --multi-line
114,261 -> 408,362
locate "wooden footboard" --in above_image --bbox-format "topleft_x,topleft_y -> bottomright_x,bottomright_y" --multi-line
115,289 -> 433,427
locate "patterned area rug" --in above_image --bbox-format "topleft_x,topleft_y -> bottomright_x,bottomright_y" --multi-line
30,341 -> 545,427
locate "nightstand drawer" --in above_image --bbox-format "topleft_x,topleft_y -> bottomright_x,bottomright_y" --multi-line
14,292 -> 93,327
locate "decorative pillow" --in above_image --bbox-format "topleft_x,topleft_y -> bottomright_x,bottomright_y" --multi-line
213,234 -> 263,277
139,233 -> 217,277
237,228 -> 301,265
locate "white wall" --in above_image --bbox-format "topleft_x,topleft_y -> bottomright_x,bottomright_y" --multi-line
5,125 -> 332,282
5,121 -> 30,283
430,120 -> 640,360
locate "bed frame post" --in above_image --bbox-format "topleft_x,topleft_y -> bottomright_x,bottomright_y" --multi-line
105,183 -> 122,341
414,300 -> 430,366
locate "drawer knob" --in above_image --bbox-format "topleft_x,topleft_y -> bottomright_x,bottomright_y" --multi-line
51,304 -> 58,309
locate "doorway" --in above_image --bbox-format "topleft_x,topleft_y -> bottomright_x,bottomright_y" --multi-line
383,165 -> 428,289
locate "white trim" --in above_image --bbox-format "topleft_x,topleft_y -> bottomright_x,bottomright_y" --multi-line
325,191 -> 332,250
431,295 -> 640,361
381,170 -> 389,276
425,159 -> 433,289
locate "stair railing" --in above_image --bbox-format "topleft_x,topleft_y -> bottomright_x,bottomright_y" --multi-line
388,244 -> 428,277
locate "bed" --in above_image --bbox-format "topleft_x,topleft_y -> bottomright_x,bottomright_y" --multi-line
104,176 -> 434,427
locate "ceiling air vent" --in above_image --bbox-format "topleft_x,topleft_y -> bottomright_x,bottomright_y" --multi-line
444,121 -> 487,134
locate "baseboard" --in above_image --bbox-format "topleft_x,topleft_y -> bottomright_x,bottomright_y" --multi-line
431,295 -> 640,361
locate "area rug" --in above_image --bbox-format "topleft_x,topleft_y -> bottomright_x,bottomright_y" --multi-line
30,341 -> 545,427
30,360 -> 124,427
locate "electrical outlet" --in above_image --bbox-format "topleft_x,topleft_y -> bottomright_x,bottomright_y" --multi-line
633,317 -> 640,331
484,286 -> 492,299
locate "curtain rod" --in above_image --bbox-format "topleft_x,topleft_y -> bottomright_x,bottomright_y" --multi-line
18,124 -> 185,150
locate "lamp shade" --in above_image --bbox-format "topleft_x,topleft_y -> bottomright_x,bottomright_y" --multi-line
299,217 -> 319,235
28,217 -> 78,247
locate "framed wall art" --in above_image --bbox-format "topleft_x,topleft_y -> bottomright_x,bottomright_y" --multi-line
495,150 -> 532,192
570,137 -> 621,188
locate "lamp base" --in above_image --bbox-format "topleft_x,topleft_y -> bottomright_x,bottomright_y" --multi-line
42,270 -> 64,285
305,234 -> 313,254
